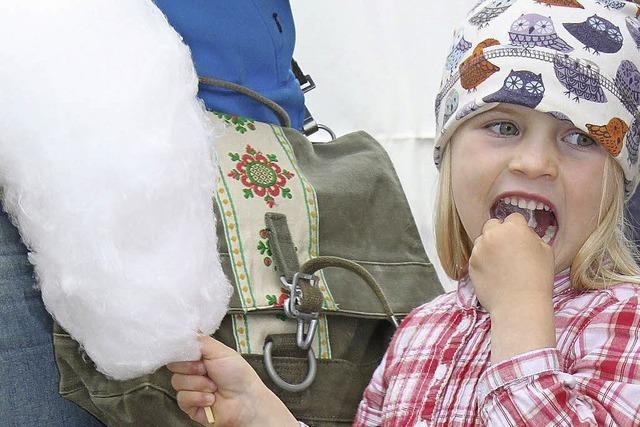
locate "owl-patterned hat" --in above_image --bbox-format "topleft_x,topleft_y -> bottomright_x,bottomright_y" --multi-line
434,0 -> 640,198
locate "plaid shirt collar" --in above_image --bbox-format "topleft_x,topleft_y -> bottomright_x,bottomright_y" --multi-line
456,269 -> 574,310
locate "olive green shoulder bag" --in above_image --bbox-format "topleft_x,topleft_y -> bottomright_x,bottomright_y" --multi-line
53,79 -> 444,426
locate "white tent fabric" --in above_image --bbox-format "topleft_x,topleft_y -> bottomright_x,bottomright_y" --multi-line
291,1 -> 474,291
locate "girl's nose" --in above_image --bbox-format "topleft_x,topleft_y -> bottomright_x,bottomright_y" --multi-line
507,137 -> 558,180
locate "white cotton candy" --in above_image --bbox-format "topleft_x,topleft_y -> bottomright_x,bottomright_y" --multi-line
0,0 -> 232,379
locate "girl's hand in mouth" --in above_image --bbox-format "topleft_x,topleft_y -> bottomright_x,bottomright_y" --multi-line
469,212 -> 557,363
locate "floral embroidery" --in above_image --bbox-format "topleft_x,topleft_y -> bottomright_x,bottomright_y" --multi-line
265,291 -> 287,307
257,229 -> 273,267
228,145 -> 294,208
214,112 -> 256,134
266,290 -> 289,321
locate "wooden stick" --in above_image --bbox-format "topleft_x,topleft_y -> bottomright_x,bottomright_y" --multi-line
204,406 -> 215,424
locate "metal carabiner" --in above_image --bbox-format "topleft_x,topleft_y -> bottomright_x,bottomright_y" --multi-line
263,340 -> 317,393
281,272 -> 320,320
296,317 -> 319,350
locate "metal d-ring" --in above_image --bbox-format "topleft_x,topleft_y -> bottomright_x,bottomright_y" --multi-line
317,124 -> 336,141
263,340 -> 317,393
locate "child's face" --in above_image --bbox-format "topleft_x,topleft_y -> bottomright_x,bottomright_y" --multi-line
450,103 -> 612,274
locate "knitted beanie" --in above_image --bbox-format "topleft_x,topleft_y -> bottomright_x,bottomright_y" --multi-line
434,0 -> 640,198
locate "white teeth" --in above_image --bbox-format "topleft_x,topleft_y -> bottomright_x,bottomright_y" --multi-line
497,196 -> 557,243
542,225 -> 557,245
501,196 -> 551,213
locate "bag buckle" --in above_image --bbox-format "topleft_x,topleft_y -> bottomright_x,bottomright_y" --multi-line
280,272 -> 320,350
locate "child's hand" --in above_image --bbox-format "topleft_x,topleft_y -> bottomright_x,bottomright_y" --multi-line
469,213 -> 557,363
469,212 -> 554,314
167,336 -> 298,427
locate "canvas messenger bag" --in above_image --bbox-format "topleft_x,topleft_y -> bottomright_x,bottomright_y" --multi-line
52,79 -> 444,426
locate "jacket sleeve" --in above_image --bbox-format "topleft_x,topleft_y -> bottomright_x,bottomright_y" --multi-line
477,296 -> 640,426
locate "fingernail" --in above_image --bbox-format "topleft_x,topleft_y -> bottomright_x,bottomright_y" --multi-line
205,394 -> 215,405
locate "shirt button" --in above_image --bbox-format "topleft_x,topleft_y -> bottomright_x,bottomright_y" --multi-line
415,420 -> 428,427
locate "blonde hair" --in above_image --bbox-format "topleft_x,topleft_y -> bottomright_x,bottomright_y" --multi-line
434,143 -> 640,289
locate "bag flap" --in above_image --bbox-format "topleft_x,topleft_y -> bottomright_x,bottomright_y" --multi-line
212,114 -> 443,318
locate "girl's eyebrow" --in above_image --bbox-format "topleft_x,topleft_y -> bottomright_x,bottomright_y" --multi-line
487,105 -> 524,116
474,107 -> 521,121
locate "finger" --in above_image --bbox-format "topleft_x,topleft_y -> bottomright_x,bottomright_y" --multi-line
176,390 -> 215,418
504,212 -> 528,226
167,360 -> 207,376
171,373 -> 218,393
481,218 -> 501,233
199,335 -> 240,361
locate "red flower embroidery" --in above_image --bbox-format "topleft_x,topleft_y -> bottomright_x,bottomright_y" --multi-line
266,289 -> 289,308
228,145 -> 294,207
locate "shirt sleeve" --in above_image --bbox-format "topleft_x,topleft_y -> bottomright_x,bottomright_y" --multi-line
477,296 -> 640,425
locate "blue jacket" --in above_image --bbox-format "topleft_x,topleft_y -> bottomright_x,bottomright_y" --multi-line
154,0 -> 305,129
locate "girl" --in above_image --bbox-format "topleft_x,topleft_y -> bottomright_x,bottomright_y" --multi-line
168,0 -> 640,425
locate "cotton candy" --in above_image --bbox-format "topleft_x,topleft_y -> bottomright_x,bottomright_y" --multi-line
0,0 -> 232,379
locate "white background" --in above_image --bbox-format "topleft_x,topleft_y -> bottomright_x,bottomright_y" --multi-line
291,1 -> 475,290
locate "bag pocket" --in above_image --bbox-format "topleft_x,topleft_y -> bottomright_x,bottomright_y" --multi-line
54,323 -> 199,427
54,315 -> 392,427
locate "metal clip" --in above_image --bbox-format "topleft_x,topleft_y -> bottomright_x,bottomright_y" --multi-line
265,273 -> 322,391
280,272 -> 320,350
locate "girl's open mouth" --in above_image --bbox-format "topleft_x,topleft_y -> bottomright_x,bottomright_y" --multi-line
490,196 -> 558,244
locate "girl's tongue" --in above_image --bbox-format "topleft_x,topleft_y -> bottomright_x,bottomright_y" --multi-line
491,199 -> 557,243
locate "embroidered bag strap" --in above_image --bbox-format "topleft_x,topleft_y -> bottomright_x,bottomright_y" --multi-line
265,212 -> 324,314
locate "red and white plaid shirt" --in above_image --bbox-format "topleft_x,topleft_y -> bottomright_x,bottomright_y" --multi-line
354,271 -> 640,426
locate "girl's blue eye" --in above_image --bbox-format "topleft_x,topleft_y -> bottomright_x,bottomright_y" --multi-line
486,121 -> 519,137
564,132 -> 596,147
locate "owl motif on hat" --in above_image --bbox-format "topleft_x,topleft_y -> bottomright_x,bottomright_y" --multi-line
626,118 -> 640,165
468,0 -> 488,17
587,117 -> 630,156
627,16 -> 640,49
595,0 -> 626,9
615,60 -> 640,109
534,0 -> 584,8
455,101 -> 482,121
469,0 -> 518,28
553,55 -> 607,102
459,39 -> 501,91
563,15 -> 624,54
509,14 -> 573,52
442,90 -> 460,125
483,70 -> 546,108
445,35 -> 473,71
